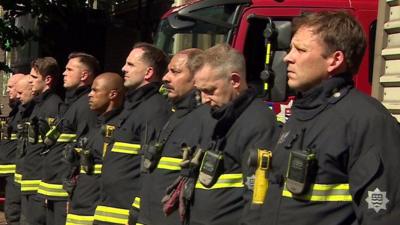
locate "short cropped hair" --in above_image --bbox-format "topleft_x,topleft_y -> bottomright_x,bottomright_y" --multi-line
176,48 -> 204,76
133,42 -> 169,80
192,43 -> 246,80
293,11 -> 366,75
68,52 -> 101,77
31,57 -> 60,79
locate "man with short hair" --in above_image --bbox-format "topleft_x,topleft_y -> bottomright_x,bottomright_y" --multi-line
66,72 -> 125,225
93,43 -> 171,225
137,48 -> 216,225
191,44 -> 280,225
0,73 -> 25,225
35,53 -> 99,225
259,11 -> 400,225
16,57 -> 64,225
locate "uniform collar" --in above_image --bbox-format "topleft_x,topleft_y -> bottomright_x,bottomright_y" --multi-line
98,106 -> 123,124
171,89 -> 200,118
211,88 -> 256,140
65,86 -> 91,105
33,89 -> 53,105
124,82 -> 161,109
292,73 -> 353,121
19,100 -> 35,119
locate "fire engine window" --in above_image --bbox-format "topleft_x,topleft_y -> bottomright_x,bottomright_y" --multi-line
189,5 -> 237,24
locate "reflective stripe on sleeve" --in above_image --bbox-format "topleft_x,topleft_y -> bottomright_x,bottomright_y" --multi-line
66,213 -> 94,225
94,205 -> 129,224
195,173 -> 244,190
0,164 -> 16,174
14,172 -> 22,184
156,157 -> 182,170
282,183 -> 352,201
37,181 -> 69,197
111,142 -> 140,155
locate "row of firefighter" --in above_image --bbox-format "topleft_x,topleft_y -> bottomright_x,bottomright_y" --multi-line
1,10 -> 400,225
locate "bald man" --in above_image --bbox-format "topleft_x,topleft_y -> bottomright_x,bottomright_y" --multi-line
15,76 -> 34,106
1,74 -> 27,225
66,73 -> 125,225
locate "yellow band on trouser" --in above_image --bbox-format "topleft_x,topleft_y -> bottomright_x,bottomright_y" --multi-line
20,179 -> 41,192
57,133 -> 77,143
195,173 -> 244,190
282,183 -> 353,201
66,213 -> 94,225
156,157 -> 182,170
37,181 -> 69,197
111,142 -> 140,154
80,164 -> 102,174
14,173 -> 22,184
94,205 -> 129,224
0,164 -> 16,174
131,197 -> 141,209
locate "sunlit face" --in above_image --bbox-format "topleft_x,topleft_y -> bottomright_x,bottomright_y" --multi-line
88,78 -> 112,114
16,80 -> 34,105
121,48 -> 149,89
162,54 -> 194,102
284,26 -> 332,92
7,78 -> 19,101
194,64 -> 235,109
63,57 -> 85,90
29,68 -> 47,96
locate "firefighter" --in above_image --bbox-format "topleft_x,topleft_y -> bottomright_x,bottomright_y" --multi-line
13,75 -> 37,224
258,11 -> 400,225
137,48 -> 216,225
189,44 -> 280,225
93,42 -> 171,225
65,72 -> 125,225
0,74 -> 25,225
35,53 -> 99,225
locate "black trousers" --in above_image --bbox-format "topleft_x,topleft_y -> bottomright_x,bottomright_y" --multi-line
21,194 -> 46,225
4,175 -> 21,225
46,199 -> 67,225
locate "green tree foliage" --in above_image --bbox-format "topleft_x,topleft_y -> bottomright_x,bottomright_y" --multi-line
0,0 -> 93,71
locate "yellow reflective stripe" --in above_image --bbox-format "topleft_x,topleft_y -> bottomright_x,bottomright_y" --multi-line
94,205 -> 129,224
57,133 -> 77,142
37,181 -> 68,197
14,173 -> 22,184
195,173 -> 244,190
282,183 -> 352,202
80,164 -> 102,174
157,157 -> 182,170
20,179 -> 41,192
132,197 -> 141,209
66,213 -> 94,225
10,133 -> 17,140
111,142 -> 140,155
0,164 -> 16,174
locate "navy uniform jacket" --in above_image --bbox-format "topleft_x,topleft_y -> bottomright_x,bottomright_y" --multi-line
259,75 -> 400,225
37,86 -> 97,200
190,88 -> 281,225
139,90 -> 216,225
94,82 -> 171,225
18,90 -> 63,195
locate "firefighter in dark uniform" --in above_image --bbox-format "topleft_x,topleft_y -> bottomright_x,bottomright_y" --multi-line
190,44 -> 281,225
35,53 -> 99,225
93,43 -> 171,225
258,11 -> 400,225
13,75 -> 39,224
0,74 -> 25,224
66,73 -> 125,225
137,49 -> 216,225
18,57 -> 65,225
